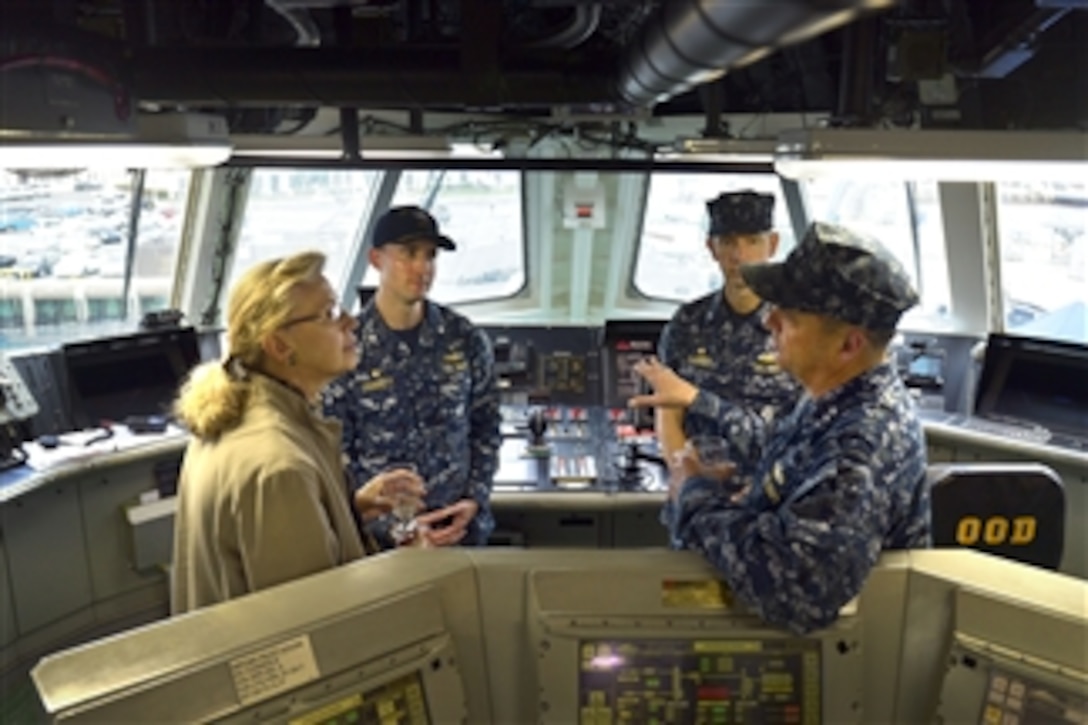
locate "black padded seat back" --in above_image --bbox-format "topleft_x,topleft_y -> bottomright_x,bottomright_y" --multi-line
928,462 -> 1065,570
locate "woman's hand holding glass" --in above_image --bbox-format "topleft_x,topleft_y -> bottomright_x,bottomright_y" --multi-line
354,464 -> 427,545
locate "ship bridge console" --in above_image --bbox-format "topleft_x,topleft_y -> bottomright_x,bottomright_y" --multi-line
32,548 -> 1088,723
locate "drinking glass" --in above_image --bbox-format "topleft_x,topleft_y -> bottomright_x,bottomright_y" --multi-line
382,463 -> 421,544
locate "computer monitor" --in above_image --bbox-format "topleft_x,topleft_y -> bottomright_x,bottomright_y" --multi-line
974,333 -> 1088,440
60,327 -> 201,430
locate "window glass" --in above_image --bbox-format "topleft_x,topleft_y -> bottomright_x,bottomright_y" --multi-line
0,169 -> 189,352
996,181 -> 1087,343
229,169 -> 381,292
803,179 -> 951,323
360,170 -> 525,304
632,173 -> 796,301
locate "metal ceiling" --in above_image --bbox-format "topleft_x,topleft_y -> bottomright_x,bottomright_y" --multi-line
0,0 -> 1084,132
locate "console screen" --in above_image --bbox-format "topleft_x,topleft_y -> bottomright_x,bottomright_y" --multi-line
579,638 -> 821,724
975,333 -> 1088,438
979,668 -> 1087,725
62,327 -> 200,429
287,671 -> 430,725
611,339 -> 655,401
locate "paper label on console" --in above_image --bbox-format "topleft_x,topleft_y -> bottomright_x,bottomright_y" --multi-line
229,634 -> 320,706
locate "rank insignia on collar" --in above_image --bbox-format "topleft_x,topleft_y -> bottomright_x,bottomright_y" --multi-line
753,352 -> 781,373
688,349 -> 713,368
360,376 -> 393,392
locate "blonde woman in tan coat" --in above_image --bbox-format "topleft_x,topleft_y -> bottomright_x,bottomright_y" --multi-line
171,251 -> 423,614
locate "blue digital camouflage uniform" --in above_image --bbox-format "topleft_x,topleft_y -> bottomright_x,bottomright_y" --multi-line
663,221 -> 930,635
659,191 -> 800,436
323,298 -> 501,547
660,295 -> 800,436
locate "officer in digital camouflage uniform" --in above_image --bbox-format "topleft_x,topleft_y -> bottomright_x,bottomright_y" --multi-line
658,191 -> 800,444
323,206 -> 500,548
630,221 -> 930,635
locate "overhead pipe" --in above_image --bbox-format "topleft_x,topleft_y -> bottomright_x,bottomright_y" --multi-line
615,0 -> 898,107
265,0 -> 322,47
526,4 -> 603,50
971,6 -> 1070,79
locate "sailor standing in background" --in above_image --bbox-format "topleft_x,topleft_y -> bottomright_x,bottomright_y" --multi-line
323,206 -> 501,549
657,191 -> 801,454
631,222 -> 930,634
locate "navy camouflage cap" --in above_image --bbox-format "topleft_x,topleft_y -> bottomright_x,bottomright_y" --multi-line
706,190 -> 774,236
372,205 -> 456,251
740,221 -> 919,331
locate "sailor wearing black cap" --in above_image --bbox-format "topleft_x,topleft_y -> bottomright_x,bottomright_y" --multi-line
657,191 -> 801,448
323,206 -> 500,549
631,221 -> 930,634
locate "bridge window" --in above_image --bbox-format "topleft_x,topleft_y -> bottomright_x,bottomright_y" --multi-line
803,179 -> 950,324
360,170 -> 526,304
230,169 -> 383,292
632,173 -> 795,301
0,169 -> 189,352
995,181 -> 1087,344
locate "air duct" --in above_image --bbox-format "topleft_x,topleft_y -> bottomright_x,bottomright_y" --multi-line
265,0 -> 322,47
526,4 -> 603,50
615,0 -> 898,107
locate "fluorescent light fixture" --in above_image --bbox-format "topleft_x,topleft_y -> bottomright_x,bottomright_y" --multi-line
0,143 -> 232,169
0,112 -> 232,169
230,134 -> 503,161
774,128 -> 1088,182
659,137 -> 776,163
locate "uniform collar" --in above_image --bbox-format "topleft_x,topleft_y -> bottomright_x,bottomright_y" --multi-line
706,290 -> 769,325
358,297 -> 446,349
810,361 -> 899,410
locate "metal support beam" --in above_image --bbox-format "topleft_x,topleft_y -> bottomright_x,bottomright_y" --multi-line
938,182 -> 992,334
339,170 -> 402,310
129,48 -> 614,106
340,107 -> 361,161
176,168 -> 254,330
121,169 -> 146,321
836,17 -> 880,123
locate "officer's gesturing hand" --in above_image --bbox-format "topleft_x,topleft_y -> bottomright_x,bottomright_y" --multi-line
628,357 -> 700,409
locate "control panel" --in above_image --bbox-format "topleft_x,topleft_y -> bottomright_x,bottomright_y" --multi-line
1,351 -> 41,469
485,325 -> 601,407
0,351 -> 40,425
496,403 -> 666,492
487,322 -> 669,493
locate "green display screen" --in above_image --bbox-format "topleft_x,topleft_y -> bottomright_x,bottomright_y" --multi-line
578,638 -> 821,725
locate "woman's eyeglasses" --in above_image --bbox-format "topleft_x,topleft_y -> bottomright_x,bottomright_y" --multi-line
281,304 -> 349,329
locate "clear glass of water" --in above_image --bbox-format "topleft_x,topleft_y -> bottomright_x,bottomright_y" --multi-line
382,463 -> 421,544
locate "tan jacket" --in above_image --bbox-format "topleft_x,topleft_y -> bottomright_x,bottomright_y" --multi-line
172,374 -> 365,614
